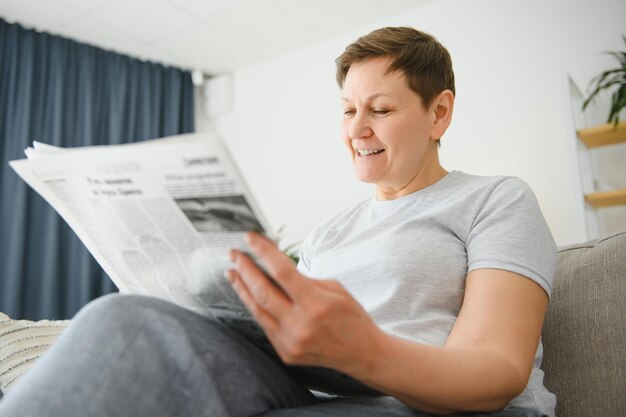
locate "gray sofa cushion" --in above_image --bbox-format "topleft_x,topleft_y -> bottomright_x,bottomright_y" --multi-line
542,231 -> 625,417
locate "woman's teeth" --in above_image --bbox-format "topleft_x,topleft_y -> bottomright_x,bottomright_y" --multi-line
357,149 -> 384,156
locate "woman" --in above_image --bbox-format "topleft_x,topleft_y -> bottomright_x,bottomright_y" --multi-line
0,27 -> 556,417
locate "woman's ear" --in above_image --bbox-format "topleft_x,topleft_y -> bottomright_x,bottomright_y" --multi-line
430,90 -> 454,141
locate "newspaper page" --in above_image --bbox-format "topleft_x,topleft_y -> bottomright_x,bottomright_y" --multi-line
9,133 -> 271,319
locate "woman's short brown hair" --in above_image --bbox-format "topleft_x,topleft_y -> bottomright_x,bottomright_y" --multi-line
336,27 -> 455,109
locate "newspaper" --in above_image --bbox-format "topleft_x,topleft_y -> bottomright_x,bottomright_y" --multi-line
10,133 -> 271,320
10,134 -> 389,396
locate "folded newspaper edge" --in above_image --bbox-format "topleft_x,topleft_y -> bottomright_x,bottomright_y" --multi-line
10,133 -> 274,320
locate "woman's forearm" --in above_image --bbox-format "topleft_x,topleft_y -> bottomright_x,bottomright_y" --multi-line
340,329 -> 527,415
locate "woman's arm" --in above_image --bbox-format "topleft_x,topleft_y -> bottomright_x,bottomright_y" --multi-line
346,268 -> 548,414
227,232 -> 548,415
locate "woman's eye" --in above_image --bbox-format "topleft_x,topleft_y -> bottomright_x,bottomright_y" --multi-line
372,109 -> 390,115
343,109 -> 355,116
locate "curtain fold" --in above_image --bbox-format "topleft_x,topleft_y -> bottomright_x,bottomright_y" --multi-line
0,19 -> 195,320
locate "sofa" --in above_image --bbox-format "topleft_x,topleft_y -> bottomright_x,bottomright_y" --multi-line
1,232 -> 624,416
541,231 -> 625,416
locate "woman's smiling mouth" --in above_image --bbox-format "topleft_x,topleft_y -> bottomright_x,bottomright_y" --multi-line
356,149 -> 385,156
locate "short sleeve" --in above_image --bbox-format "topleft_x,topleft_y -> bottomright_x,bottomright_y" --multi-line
466,178 -> 557,297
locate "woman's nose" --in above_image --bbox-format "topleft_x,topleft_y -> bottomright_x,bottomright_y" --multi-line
348,113 -> 373,139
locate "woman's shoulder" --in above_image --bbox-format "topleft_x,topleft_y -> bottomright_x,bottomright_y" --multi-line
444,171 -> 536,203
447,170 -> 527,189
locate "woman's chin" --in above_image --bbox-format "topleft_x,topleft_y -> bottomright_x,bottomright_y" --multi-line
354,171 -> 380,184
354,163 -> 381,184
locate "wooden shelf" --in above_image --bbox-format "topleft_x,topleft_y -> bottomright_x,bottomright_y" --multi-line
585,189 -> 626,208
577,121 -> 626,148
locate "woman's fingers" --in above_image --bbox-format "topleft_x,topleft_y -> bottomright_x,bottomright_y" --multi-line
225,268 -> 280,333
229,248 -> 292,318
243,232 -> 309,302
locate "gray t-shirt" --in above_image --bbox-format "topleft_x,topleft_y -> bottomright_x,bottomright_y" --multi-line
297,170 -> 557,416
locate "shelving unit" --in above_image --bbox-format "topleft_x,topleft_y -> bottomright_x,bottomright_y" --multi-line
568,76 -> 626,239
584,188 -> 626,208
576,121 -> 626,209
577,121 -> 626,148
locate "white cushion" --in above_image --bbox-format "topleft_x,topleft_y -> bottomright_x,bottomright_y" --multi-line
0,312 -> 69,394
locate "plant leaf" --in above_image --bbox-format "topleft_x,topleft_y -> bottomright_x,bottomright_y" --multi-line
583,37 -> 626,119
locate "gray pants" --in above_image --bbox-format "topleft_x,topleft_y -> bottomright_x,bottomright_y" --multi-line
0,294 -> 544,417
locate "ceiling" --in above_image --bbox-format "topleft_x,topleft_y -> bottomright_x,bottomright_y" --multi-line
0,0 -> 428,75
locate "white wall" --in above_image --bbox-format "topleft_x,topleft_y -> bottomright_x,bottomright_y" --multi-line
198,0 -> 626,248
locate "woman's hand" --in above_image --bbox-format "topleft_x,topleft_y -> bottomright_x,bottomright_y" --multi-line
226,232 -> 383,373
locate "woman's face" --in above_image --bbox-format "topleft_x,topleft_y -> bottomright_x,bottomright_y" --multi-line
341,57 -> 446,200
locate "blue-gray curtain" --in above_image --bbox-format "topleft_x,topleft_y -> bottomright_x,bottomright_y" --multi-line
0,19 -> 195,320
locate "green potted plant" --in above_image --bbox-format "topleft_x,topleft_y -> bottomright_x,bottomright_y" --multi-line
583,35 -> 626,127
